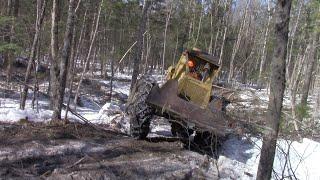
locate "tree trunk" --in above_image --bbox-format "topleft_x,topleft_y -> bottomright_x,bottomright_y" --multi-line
109,46 -> 115,102
289,46 -> 306,136
84,12 -> 97,72
257,0 -> 272,87
54,0 -> 76,120
50,0 -> 61,119
161,2 -> 172,76
51,0 -> 76,120
228,0 -> 250,83
218,0 -> 232,68
5,0 -> 19,84
208,7 -> 213,54
314,56 -> 320,120
74,8 -> 87,71
286,0 -> 303,80
31,43 -> 40,111
144,30 -> 151,74
130,0 -> 151,90
208,0 -> 219,54
256,0 -> 292,179
73,0 -> 103,107
64,26 -> 77,121
194,2 -> 203,47
20,0 -> 47,110
64,0 -> 82,121
300,36 -> 318,107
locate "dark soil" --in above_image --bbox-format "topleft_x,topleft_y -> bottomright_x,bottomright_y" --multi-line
0,122 -> 218,179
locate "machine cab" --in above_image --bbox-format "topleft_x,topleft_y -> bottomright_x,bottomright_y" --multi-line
166,48 -> 220,108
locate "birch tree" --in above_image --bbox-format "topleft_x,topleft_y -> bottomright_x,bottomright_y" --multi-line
218,0 -> 232,67
257,0 -> 272,87
227,0 -> 250,82
161,1 -> 173,76
286,0 -> 303,80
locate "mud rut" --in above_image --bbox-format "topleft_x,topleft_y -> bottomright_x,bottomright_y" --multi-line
0,122 -> 219,179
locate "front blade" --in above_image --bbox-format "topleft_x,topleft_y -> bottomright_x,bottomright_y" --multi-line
146,79 -> 238,136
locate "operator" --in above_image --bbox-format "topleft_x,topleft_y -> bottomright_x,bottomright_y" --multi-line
187,59 -> 200,80
201,62 -> 210,82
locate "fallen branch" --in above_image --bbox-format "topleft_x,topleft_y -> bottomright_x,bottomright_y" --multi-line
114,31 -> 147,72
67,155 -> 88,168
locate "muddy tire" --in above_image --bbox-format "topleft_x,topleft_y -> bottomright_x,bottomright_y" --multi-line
126,76 -> 156,139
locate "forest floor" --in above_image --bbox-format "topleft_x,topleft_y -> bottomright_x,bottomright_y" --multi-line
0,121 -> 220,179
0,67 -> 320,179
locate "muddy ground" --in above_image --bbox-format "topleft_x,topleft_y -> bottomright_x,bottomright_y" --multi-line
0,122 -> 219,179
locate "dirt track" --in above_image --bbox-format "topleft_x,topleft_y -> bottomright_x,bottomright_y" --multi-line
0,122 -> 218,179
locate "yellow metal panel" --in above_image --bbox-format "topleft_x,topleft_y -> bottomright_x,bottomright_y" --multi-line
178,76 -> 211,108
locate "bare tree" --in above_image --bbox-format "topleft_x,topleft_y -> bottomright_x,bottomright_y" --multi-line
289,45 -> 307,135
130,0 -> 151,90
218,0 -> 232,67
64,0 -> 83,121
208,0 -> 220,54
161,2 -> 173,76
73,0 -> 103,107
257,0 -> 272,87
227,0 -> 250,83
194,2 -> 203,47
51,0 -> 77,120
20,0 -> 47,110
286,0 -> 303,80
4,0 -> 19,84
300,34 -> 318,107
109,45 -> 115,102
257,0 -> 292,179
49,0 -> 61,119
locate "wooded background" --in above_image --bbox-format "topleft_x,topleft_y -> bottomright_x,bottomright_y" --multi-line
0,0 -> 319,121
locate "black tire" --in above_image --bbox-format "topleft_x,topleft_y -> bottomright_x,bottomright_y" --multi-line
129,116 -> 151,139
126,76 -> 156,139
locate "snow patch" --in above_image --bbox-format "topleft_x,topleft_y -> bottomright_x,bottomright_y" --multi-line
0,108 -> 52,123
219,136 -> 320,180
98,102 -> 129,133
